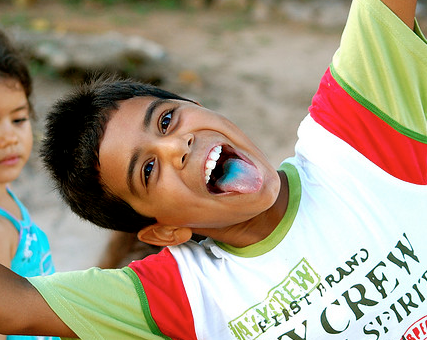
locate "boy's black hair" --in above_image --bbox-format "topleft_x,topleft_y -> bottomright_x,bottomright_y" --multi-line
0,29 -> 33,117
41,76 -> 195,233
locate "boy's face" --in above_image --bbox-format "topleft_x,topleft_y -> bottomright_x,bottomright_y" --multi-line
99,96 -> 280,230
0,79 -> 33,188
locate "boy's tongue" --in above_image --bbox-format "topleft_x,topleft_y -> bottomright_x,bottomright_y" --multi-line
216,158 -> 262,194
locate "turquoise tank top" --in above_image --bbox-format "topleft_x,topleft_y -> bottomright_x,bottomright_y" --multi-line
0,188 -> 59,340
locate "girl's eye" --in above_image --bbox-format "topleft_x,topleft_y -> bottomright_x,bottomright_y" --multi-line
160,110 -> 173,134
13,117 -> 29,125
143,160 -> 154,185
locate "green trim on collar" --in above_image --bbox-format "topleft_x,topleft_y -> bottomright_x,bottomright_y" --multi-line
216,162 -> 301,257
414,19 -> 427,44
123,267 -> 172,340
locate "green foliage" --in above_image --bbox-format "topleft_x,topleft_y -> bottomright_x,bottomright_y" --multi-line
0,12 -> 30,28
62,0 -> 182,10
28,59 -> 60,79
220,15 -> 252,31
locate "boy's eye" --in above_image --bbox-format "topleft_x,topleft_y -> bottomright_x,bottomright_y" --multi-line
159,110 -> 173,134
143,160 -> 154,184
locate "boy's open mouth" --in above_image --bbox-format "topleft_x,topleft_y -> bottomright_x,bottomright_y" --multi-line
204,145 -> 262,194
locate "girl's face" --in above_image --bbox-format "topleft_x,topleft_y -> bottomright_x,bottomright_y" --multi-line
0,79 -> 33,188
99,96 -> 281,230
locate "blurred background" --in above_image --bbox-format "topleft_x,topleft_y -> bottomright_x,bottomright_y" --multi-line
1,0 -> 426,271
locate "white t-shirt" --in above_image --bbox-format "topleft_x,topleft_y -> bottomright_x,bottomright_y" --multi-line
29,0 -> 427,339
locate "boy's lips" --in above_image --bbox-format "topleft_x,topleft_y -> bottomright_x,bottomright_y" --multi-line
203,144 -> 262,194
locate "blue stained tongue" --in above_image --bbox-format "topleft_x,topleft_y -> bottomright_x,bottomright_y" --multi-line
216,158 -> 262,194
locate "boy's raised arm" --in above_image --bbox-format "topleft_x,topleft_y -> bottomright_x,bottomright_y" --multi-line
381,0 -> 417,29
0,264 -> 76,338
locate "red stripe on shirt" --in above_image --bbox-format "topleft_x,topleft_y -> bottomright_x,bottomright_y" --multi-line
309,67 -> 427,185
129,248 -> 197,340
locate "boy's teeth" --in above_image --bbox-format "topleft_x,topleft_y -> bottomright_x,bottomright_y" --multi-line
206,160 -> 216,169
205,146 -> 222,184
210,146 -> 221,161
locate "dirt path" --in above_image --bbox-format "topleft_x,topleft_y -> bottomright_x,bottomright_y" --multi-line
6,3 -> 343,270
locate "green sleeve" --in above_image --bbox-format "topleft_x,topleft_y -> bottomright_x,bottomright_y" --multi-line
332,0 -> 427,140
28,267 -> 165,340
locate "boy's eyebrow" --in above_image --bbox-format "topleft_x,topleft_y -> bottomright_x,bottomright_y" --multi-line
144,98 -> 171,128
127,148 -> 141,196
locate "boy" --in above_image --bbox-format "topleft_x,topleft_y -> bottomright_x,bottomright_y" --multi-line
1,0 -> 426,339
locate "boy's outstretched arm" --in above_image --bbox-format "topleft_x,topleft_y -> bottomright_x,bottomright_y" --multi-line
0,265 -> 76,338
381,0 -> 417,29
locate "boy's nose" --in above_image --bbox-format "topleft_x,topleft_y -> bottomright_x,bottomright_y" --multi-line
159,133 -> 194,169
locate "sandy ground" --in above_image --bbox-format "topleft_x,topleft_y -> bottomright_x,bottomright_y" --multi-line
7,3 -> 347,271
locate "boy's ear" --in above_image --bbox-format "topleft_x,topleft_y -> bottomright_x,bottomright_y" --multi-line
137,224 -> 193,247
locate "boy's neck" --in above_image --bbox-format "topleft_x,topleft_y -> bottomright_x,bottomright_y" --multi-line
192,171 -> 289,248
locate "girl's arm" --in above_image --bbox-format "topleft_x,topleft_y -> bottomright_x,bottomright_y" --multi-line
0,220 -> 19,340
381,0 -> 417,29
0,265 -> 76,338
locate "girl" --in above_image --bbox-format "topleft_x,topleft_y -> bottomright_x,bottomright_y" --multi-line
0,30 -> 58,340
